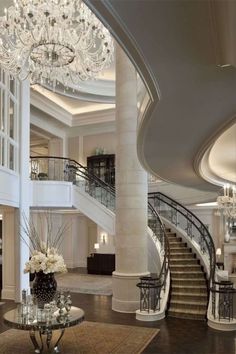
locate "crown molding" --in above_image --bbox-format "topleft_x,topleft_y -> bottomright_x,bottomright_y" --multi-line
31,110 -> 67,139
72,108 -> 115,126
31,90 -> 73,127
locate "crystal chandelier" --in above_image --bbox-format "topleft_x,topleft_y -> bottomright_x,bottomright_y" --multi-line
216,184 -> 236,219
0,0 -> 114,89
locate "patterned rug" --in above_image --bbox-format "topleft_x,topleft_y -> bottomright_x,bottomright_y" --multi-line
56,273 -> 112,295
0,321 -> 159,354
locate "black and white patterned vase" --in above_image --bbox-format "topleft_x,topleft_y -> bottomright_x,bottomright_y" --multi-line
32,271 -> 57,308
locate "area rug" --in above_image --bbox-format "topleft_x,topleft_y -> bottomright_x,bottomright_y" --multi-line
0,321 -> 159,354
56,273 -> 113,295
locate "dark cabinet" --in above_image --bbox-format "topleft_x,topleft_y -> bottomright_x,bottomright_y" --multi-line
87,253 -> 115,275
87,154 -> 115,186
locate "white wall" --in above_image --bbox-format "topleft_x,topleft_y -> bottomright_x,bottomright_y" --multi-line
189,207 -> 224,260
83,132 -> 116,162
68,136 -> 80,163
96,226 -> 115,254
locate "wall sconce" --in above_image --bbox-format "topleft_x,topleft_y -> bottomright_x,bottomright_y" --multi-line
94,243 -> 100,250
100,232 -> 108,244
216,248 -> 221,261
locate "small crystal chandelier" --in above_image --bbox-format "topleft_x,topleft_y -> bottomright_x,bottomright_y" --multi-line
0,0 -> 114,89
216,184 -> 236,219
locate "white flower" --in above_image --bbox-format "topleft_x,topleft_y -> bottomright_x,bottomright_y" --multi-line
24,247 -> 67,275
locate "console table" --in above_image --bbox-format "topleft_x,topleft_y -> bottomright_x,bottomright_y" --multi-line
4,306 -> 84,353
87,253 -> 115,275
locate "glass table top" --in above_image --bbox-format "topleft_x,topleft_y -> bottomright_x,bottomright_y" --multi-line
4,306 -> 85,331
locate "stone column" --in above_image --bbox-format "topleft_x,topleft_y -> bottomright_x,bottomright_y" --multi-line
112,44 -> 148,313
16,80 -> 31,301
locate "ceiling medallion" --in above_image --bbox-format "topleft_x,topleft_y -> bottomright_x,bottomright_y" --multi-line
0,0 -> 114,89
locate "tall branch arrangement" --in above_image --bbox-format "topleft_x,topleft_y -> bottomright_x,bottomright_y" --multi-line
21,212 -> 68,274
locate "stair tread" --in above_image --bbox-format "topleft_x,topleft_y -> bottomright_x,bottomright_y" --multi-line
171,299 -> 207,305
170,265 -> 201,268
172,292 -> 207,297
171,270 -> 204,275
172,278 -> 206,281
173,285 -> 207,289
169,308 -> 206,315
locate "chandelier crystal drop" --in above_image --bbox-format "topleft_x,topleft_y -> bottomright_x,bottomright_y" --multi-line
216,184 -> 236,219
0,0 -> 114,89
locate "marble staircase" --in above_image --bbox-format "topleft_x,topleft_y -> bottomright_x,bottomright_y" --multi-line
167,229 -> 208,320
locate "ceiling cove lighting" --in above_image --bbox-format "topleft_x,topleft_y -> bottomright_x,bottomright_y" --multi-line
215,184 -> 236,219
0,0 -> 114,89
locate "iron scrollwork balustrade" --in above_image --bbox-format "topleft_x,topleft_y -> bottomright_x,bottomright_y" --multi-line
210,282 -> 236,321
170,202 -> 178,226
186,213 -> 193,238
137,277 -> 162,313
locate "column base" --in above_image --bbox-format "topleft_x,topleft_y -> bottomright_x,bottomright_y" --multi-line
1,285 -> 16,300
136,309 -> 165,321
112,271 -> 149,313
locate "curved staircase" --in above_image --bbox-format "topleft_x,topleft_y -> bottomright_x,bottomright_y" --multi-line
167,229 -> 208,320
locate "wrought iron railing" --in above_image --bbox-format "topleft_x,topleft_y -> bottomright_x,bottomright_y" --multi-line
30,156 -> 170,314
210,281 -> 236,321
137,202 -> 170,313
137,276 -> 162,313
30,156 -> 116,211
137,202 -> 170,314
148,192 -> 216,287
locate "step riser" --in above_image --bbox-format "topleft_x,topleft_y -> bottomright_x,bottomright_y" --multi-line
168,237 -> 182,242
170,303 -> 207,311
170,266 -> 202,272
171,294 -> 208,302
168,311 -> 206,320
172,279 -> 206,286
170,254 -> 195,259
173,287 -> 207,295
169,249 -> 191,254
169,244 -> 186,249
170,260 -> 199,265
171,273 -> 205,279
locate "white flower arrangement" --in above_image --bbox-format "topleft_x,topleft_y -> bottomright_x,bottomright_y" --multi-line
21,212 -> 68,275
24,245 -> 67,274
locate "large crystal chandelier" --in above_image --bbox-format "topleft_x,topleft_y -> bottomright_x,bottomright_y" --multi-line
0,0 -> 114,89
216,184 -> 236,219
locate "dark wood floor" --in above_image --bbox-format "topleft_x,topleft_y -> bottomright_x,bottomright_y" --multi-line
0,292 -> 235,354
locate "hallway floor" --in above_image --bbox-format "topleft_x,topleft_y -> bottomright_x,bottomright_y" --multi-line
0,293 -> 235,354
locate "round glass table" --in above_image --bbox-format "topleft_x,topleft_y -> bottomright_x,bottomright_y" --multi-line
4,306 -> 85,353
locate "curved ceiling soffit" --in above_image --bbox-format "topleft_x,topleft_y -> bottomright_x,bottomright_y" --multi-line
108,1 -> 236,192
86,1 -> 235,193
195,117 -> 236,187
84,0 -> 160,130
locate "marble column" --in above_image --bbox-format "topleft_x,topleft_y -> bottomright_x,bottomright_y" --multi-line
16,80 -> 31,301
112,44 -> 148,313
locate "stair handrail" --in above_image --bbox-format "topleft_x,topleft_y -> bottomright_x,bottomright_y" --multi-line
148,192 -> 216,287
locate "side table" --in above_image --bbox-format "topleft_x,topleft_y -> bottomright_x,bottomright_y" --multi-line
4,306 -> 84,353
